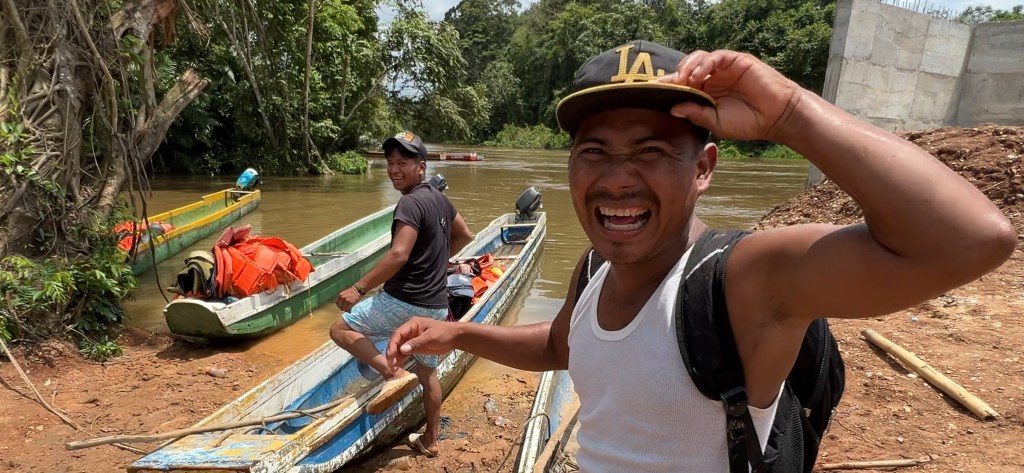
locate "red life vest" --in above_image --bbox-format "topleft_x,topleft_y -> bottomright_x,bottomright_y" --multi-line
115,221 -> 173,252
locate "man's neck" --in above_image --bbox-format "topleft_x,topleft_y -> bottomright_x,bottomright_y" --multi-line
605,217 -> 707,296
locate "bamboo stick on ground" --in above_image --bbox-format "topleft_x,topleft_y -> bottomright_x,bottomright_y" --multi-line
862,329 -> 998,420
822,456 -> 931,470
65,396 -> 354,450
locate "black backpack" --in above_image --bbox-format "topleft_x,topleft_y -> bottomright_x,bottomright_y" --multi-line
574,229 -> 845,473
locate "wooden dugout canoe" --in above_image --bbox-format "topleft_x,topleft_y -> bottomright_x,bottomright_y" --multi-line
128,205 -> 547,472
126,189 -> 261,275
162,205 -> 394,340
515,369 -> 580,473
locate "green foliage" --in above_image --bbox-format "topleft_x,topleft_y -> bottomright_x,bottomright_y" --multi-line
501,0 -> 668,129
484,124 -> 571,149
680,0 -> 836,92
444,0 -> 520,83
78,336 -> 124,362
0,213 -> 137,343
957,5 -> 1024,23
716,141 -> 804,159
759,144 -> 804,160
328,151 -> 370,174
155,0 -> 388,175
716,141 -> 746,159
0,121 -> 60,195
151,0 -> 838,169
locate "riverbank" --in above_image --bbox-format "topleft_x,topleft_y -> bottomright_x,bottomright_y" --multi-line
0,329 -> 288,472
0,331 -> 540,472
0,124 -> 1019,472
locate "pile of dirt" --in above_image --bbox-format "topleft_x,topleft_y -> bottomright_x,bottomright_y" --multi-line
757,124 -> 1024,232
756,124 -> 1024,472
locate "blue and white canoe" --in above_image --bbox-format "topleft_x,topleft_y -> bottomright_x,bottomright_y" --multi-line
127,194 -> 547,473
514,370 -> 580,473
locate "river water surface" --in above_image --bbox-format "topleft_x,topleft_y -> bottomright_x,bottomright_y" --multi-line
124,146 -> 807,414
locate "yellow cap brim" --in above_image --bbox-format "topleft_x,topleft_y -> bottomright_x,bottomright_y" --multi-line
556,82 -> 716,135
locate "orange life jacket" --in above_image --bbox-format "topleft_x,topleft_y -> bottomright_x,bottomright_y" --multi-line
115,221 -> 173,252
212,225 -> 314,299
469,260 -> 505,304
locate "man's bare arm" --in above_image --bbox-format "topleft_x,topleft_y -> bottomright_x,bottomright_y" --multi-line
667,50 -> 1014,323
450,213 -> 473,257
387,248 -> 591,371
355,222 -> 417,291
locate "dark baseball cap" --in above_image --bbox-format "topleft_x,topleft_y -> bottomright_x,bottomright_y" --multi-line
382,131 -> 428,161
556,40 -> 717,137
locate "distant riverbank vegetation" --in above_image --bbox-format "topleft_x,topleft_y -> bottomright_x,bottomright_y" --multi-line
484,124 -> 571,150
481,123 -> 805,160
718,142 -> 804,160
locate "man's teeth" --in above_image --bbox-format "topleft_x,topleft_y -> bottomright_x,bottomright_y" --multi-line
603,220 -> 644,231
598,207 -> 646,217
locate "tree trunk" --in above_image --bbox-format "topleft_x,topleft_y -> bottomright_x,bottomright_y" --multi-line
217,15 -> 279,149
0,0 -> 207,257
97,69 -> 208,219
303,0 -> 317,169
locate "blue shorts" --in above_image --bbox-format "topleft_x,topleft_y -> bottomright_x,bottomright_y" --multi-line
342,290 -> 449,368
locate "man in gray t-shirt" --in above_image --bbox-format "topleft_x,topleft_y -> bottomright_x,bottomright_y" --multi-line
330,130 -> 473,458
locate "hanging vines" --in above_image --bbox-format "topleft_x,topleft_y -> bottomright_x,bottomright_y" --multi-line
0,0 -> 207,259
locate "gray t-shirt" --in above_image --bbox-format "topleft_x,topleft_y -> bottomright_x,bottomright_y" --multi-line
383,183 -> 457,309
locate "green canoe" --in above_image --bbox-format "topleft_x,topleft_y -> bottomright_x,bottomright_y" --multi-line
126,189 -> 262,275
162,206 -> 394,339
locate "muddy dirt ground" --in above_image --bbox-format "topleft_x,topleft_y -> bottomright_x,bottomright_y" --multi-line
0,331 -> 540,473
2,124 -> 1022,472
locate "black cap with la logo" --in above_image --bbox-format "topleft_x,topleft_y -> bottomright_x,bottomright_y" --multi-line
556,40 -> 717,137
383,131 -> 429,161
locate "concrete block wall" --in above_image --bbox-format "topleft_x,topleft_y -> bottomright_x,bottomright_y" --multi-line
823,0 -> 1024,131
955,22 -> 1024,125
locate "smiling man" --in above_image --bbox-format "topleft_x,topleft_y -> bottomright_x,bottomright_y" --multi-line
384,41 -> 1015,471
329,130 -> 473,458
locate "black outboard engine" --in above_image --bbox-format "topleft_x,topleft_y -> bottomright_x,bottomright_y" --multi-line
429,174 -> 448,193
515,187 -> 542,222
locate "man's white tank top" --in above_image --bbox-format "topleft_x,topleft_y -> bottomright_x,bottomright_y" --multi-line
567,247 -> 781,472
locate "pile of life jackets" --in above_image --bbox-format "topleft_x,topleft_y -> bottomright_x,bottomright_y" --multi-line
212,225 -> 313,299
167,225 -> 313,300
447,254 -> 505,321
114,221 -> 173,252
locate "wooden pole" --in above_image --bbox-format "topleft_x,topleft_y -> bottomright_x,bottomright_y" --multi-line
862,329 -> 998,420
66,396 -> 354,450
822,456 -> 931,470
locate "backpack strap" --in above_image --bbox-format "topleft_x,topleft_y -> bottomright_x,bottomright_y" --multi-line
675,228 -> 760,473
573,247 -> 606,305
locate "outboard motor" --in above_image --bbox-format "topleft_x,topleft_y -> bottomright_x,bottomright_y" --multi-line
235,168 -> 261,191
429,174 -> 449,193
514,187 -> 542,222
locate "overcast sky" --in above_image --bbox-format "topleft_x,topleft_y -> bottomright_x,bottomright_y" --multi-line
378,0 -> 1022,23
